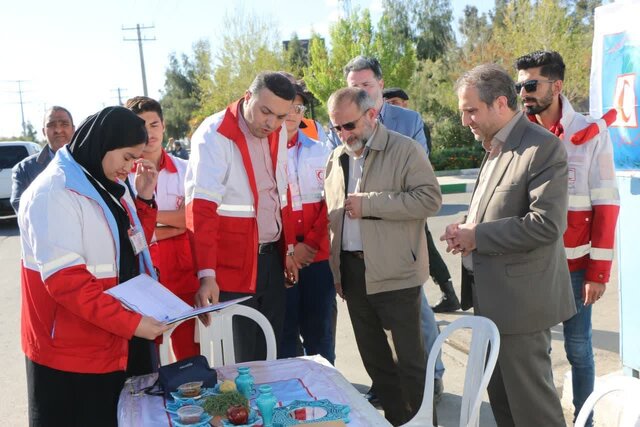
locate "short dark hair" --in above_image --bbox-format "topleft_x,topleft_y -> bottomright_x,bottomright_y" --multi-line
514,50 -> 565,81
249,72 -> 296,101
343,56 -> 383,80
44,106 -> 74,126
126,96 -> 164,121
382,88 -> 409,101
455,64 -> 518,111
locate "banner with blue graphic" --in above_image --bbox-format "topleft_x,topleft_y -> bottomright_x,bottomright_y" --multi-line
591,2 -> 640,170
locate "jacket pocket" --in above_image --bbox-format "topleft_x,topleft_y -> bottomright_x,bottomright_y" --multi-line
495,183 -> 519,192
217,229 -> 250,270
505,257 -> 546,277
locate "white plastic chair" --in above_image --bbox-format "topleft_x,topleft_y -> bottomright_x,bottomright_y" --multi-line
401,316 -> 500,427
574,376 -> 640,427
159,304 -> 277,366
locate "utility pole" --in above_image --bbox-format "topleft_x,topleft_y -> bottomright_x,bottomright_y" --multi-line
111,87 -> 127,106
2,80 -> 29,136
122,24 -> 155,96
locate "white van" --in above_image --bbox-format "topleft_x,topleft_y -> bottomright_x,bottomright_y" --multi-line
0,141 -> 42,219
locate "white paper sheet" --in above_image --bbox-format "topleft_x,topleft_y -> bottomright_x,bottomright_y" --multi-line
105,274 -> 251,324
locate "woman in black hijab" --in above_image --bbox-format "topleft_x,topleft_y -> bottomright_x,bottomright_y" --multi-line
19,106 -> 169,427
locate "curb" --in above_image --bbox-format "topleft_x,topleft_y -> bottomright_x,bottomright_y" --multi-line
440,182 -> 475,194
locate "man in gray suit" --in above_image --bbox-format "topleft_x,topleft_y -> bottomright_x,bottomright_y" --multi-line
11,106 -> 74,212
336,55 -> 445,404
443,64 -> 576,426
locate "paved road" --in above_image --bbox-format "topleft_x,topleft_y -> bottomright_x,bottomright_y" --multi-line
0,191 -> 622,426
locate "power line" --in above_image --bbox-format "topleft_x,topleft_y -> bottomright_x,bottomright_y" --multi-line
122,23 -> 155,96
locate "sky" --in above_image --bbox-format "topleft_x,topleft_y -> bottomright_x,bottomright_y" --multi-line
0,0 -> 494,138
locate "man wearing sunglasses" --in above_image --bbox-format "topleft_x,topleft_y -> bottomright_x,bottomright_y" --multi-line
515,50 -> 620,427
324,87 -> 441,425
340,55 -> 446,407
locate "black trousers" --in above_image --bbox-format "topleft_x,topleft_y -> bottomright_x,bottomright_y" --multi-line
219,250 -> 286,363
425,222 -> 451,286
26,357 -> 126,427
340,252 -> 426,426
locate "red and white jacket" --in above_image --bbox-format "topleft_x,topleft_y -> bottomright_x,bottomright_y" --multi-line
185,99 -> 294,293
286,130 -> 332,261
535,95 -> 620,284
130,150 -> 199,302
18,147 -> 157,374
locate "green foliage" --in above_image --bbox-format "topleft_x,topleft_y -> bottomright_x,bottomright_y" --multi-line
201,391 -> 248,416
285,33 -> 308,78
430,144 -> 485,171
22,121 -> 39,142
412,0 -> 455,61
304,7 -> 417,105
194,7 -> 285,124
160,41 -> 211,139
158,0 -> 599,170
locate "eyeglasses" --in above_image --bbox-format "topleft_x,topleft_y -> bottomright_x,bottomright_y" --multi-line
290,104 -> 306,114
515,79 -> 557,93
329,112 -> 367,133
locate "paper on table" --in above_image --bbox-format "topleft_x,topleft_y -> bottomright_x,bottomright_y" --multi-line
105,274 -> 251,324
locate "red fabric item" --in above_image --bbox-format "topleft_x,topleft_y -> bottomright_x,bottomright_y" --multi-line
21,264 -> 141,373
570,109 -> 617,145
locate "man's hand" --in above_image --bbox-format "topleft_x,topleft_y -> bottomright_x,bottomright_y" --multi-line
344,193 -> 364,219
134,159 -> 158,200
195,276 -> 220,326
441,222 -> 460,252
293,242 -> 318,267
335,282 -> 344,300
285,255 -> 299,286
454,223 -> 477,256
134,316 -> 171,340
583,281 -> 606,305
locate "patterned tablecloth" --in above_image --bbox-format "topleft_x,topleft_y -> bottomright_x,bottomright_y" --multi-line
117,355 -> 390,426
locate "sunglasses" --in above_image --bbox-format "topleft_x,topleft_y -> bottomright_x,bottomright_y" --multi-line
330,112 -> 367,133
290,104 -> 306,114
515,79 -> 557,93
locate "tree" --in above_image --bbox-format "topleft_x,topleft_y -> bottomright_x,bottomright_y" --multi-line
22,121 -> 38,142
304,7 -> 416,105
489,0 -> 593,107
160,41 -> 210,139
285,33 -> 308,79
304,9 -> 376,105
413,0 -> 455,61
374,3 -> 417,89
195,7 -> 285,124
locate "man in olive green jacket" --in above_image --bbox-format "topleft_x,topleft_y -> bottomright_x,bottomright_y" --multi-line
324,87 -> 441,426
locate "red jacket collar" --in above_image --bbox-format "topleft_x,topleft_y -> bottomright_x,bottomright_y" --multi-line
159,149 -> 177,173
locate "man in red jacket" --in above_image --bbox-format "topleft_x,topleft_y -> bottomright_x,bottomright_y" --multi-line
516,51 -> 620,427
185,72 -> 299,362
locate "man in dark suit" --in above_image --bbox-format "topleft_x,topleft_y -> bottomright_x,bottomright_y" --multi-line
443,64 -> 576,426
11,106 -> 74,212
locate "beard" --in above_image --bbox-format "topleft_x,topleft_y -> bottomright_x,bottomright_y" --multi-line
522,88 -> 553,115
343,138 -> 365,155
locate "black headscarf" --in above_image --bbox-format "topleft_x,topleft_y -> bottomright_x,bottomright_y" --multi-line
69,106 -> 155,375
68,106 -> 147,284
68,106 -> 147,200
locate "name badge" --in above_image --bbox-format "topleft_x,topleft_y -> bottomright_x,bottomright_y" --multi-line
128,226 -> 148,255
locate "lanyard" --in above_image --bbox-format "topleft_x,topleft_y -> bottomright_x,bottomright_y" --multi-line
79,165 -> 134,227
